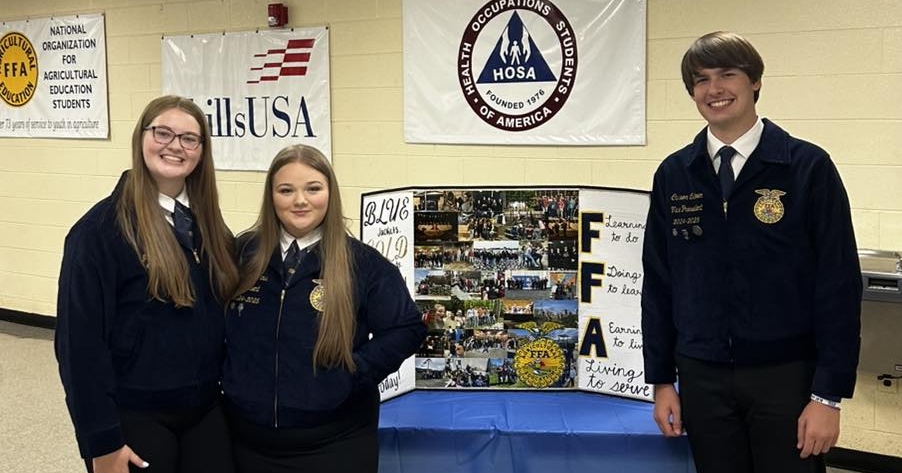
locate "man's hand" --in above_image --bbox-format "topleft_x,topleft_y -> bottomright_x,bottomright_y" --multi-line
653,383 -> 683,437
92,445 -> 148,473
797,400 -> 840,458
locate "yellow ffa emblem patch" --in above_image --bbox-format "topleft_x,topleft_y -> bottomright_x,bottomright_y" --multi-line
753,189 -> 786,224
513,338 -> 565,388
309,279 -> 325,312
0,32 -> 39,107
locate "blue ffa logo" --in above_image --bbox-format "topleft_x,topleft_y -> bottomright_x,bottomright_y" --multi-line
458,0 -> 577,132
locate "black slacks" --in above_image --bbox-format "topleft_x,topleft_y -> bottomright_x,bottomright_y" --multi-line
228,389 -> 380,473
85,402 -> 233,473
676,354 -> 826,473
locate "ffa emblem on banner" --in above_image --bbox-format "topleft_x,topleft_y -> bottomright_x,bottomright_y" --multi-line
0,32 -> 39,107
753,189 -> 786,224
513,321 -> 567,387
309,279 -> 325,312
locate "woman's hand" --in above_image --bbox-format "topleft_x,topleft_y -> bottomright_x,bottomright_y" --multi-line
92,445 -> 148,473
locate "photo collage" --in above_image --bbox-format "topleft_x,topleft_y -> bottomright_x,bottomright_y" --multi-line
413,189 -> 581,389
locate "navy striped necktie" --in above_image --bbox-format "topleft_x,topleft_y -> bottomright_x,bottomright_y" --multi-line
172,201 -> 194,250
718,146 -> 738,200
283,240 -> 302,280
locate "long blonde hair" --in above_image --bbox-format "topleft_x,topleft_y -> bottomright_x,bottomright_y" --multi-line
235,145 -> 356,371
116,95 -> 239,306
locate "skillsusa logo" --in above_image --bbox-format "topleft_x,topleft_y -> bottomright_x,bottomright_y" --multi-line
247,38 -> 315,84
458,0 -> 576,131
0,31 -> 38,107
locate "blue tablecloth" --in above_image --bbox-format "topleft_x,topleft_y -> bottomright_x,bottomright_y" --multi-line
378,390 -> 696,473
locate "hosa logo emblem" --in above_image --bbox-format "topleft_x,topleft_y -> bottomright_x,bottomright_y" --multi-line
458,0 -> 577,131
247,38 -> 315,84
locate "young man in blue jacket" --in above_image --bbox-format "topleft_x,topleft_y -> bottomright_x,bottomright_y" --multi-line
641,31 -> 862,473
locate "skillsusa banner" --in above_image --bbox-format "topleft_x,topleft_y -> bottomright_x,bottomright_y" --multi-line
403,0 -> 645,145
162,28 -> 331,171
0,13 -> 108,138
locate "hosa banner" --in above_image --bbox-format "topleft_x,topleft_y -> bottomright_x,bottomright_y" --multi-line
403,0 -> 646,145
0,13 -> 108,138
162,28 -> 331,170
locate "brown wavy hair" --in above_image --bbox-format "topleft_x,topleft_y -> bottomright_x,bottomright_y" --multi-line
235,144 -> 356,371
681,31 -> 765,102
116,95 -> 239,306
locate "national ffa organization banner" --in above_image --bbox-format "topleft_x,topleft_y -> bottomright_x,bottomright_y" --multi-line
162,28 -> 331,171
403,0 -> 646,145
0,13 -> 108,138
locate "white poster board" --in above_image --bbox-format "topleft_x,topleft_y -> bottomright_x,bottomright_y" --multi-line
577,189 -> 651,400
361,186 -> 652,402
360,190 -> 417,400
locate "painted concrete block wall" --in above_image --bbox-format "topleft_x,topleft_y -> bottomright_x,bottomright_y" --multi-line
0,0 -> 899,457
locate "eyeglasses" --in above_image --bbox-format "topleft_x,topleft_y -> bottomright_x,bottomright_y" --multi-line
144,126 -> 203,150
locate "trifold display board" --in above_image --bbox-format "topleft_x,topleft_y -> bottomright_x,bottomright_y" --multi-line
361,187 -> 651,402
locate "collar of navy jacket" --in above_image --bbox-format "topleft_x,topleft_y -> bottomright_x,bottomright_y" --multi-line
681,119 -> 793,191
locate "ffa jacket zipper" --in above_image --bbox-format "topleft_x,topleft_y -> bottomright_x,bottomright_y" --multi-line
273,288 -> 286,427
722,194 -> 733,360
187,229 -> 200,264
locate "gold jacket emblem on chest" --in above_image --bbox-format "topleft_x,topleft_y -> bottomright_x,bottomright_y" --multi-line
753,189 -> 786,224
309,278 -> 325,312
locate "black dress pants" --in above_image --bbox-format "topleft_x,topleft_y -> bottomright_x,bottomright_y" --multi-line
85,402 -> 234,473
228,389 -> 380,473
676,354 -> 827,473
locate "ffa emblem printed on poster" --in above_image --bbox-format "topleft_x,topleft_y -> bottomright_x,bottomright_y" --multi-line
753,189 -> 786,224
512,321 -> 567,387
514,338 -> 565,388
309,279 -> 325,312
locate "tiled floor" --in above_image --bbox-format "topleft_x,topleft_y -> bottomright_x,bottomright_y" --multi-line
0,320 -> 880,473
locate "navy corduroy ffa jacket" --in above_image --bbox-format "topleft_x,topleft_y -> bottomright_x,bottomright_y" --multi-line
55,172 -> 226,458
641,119 -> 862,398
222,234 -> 426,428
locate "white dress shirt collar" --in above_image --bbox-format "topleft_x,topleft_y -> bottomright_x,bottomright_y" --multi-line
706,117 -> 764,177
279,226 -> 323,259
158,189 -> 190,226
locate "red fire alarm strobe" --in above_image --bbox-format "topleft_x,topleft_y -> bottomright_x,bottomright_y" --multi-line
268,3 -> 288,28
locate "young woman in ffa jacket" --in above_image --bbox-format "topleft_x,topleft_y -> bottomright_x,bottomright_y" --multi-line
223,144 -> 426,473
55,95 -> 239,473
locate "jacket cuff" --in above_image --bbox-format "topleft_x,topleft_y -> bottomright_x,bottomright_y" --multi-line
77,425 -> 124,459
812,367 -> 856,400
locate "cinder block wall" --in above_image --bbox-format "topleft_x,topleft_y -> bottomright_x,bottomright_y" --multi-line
0,0 -> 899,457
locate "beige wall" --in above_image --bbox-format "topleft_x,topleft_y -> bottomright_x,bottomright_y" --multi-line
0,0 -> 899,458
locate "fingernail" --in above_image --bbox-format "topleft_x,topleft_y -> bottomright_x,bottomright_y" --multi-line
142,462 -> 150,468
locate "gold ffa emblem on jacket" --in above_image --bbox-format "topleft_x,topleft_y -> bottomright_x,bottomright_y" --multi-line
753,189 -> 786,224
309,279 -> 325,312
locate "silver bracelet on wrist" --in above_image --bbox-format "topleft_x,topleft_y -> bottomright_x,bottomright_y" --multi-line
810,393 -> 841,410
